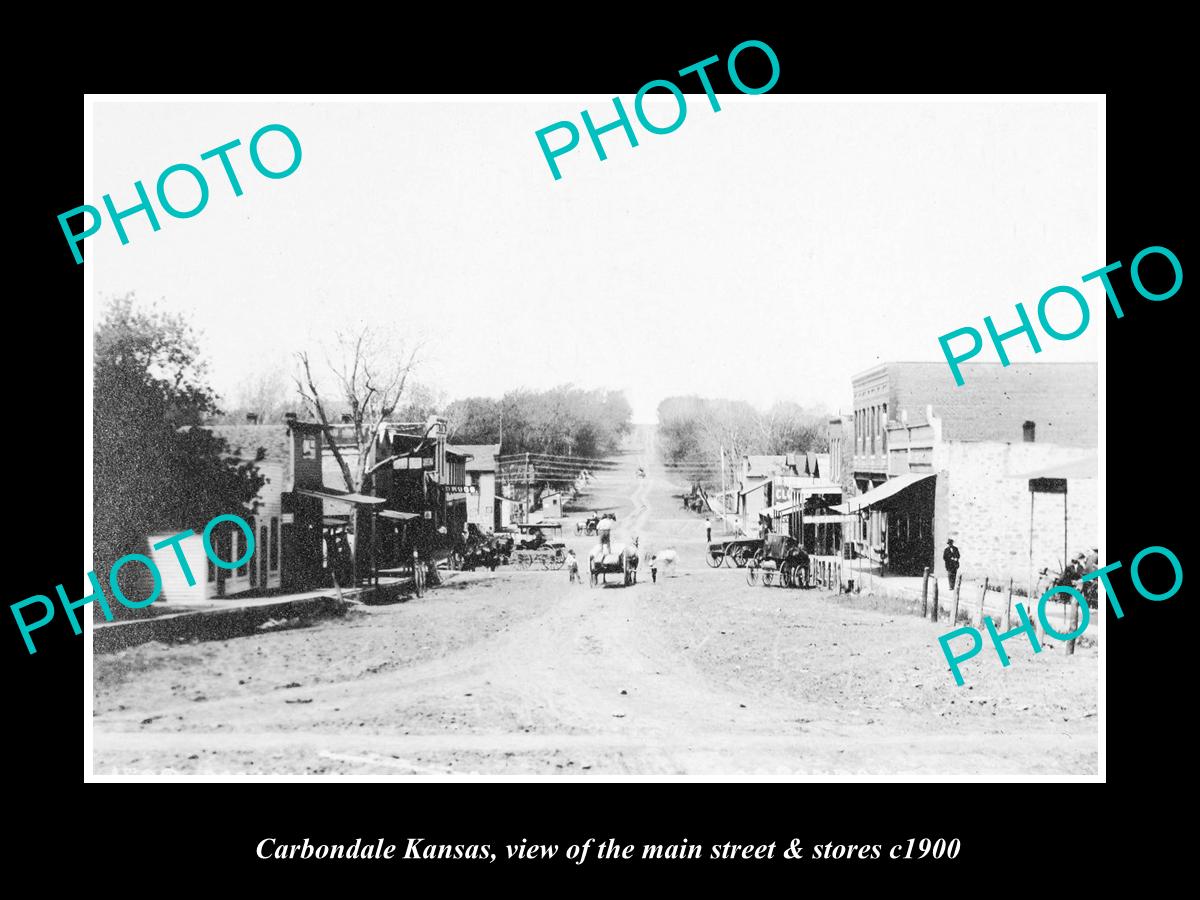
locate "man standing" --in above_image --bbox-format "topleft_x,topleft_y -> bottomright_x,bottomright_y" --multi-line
705,518 -> 711,543
598,514 -> 614,554
943,538 -> 961,591
649,554 -> 658,583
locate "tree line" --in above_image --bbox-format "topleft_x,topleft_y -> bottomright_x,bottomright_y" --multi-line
444,388 -> 632,458
656,395 -> 828,487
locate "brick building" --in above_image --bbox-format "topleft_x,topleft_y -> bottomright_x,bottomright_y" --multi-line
843,362 -> 1097,587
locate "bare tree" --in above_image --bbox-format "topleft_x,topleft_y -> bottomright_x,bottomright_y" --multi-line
229,366 -> 292,424
294,327 -> 421,496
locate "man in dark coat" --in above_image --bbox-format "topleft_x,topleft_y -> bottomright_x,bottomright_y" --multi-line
943,538 -> 961,591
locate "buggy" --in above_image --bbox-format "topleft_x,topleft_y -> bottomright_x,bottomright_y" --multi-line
746,533 -> 811,588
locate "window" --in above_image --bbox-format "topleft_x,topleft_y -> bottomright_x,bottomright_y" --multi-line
236,529 -> 248,577
301,436 -> 316,459
882,403 -> 888,452
270,517 -> 280,570
260,526 -> 268,581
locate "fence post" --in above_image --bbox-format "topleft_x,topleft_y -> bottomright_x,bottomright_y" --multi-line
977,576 -> 989,627
921,567 -> 930,618
1067,598 -> 1080,656
1004,577 -> 1013,631
931,579 -> 939,622
951,573 -> 962,625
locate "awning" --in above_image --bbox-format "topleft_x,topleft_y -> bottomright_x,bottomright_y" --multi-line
832,472 -> 935,514
295,488 -> 386,506
377,509 -> 419,521
763,501 -> 797,516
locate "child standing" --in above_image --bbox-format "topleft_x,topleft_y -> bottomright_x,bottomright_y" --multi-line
567,549 -> 580,584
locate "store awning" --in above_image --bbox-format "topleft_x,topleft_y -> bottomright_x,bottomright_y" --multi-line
295,488 -> 386,506
763,501 -> 797,517
832,472 -> 935,514
377,509 -> 419,521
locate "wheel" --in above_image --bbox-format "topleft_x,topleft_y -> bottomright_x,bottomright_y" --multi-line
752,548 -> 766,567
746,564 -> 758,586
780,562 -> 794,588
706,549 -> 724,568
549,550 -> 565,571
516,552 -> 531,570
762,570 -> 774,587
727,545 -> 746,568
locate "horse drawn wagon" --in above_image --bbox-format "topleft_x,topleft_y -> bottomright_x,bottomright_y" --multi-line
745,533 -> 811,588
705,537 -> 763,568
588,543 -> 639,587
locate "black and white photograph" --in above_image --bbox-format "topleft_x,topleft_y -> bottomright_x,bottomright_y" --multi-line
83,94 -> 1102,779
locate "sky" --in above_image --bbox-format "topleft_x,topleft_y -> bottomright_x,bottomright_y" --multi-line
92,98 -> 1100,422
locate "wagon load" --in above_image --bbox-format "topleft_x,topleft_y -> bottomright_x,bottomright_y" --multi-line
588,543 -> 640,587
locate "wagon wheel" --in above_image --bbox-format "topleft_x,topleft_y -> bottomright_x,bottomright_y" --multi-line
539,552 -> 552,570
762,570 -> 774,587
746,563 -> 758,586
516,552 -> 531,570
727,545 -> 746,568
780,562 -> 794,588
548,550 -> 566,571
793,562 -> 809,588
706,548 -> 724,568
752,548 -> 766,567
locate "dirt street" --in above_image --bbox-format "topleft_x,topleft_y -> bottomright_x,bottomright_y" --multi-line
93,436 -> 1099,776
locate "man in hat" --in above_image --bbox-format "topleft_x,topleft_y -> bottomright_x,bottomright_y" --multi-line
943,538 -> 961,591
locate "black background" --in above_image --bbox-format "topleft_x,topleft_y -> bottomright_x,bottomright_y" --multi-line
8,24 -> 1188,888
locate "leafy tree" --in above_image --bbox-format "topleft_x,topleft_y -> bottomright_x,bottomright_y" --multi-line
93,295 -> 265,577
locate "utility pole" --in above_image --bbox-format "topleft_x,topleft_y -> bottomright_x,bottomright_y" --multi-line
720,445 -> 728,535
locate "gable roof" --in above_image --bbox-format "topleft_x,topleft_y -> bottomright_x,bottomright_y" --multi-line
201,424 -> 294,465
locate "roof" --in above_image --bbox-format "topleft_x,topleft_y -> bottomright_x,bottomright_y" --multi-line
833,473 -> 936,513
203,424 -> 294,464
447,443 -> 501,473
857,361 -> 1097,447
744,455 -> 788,477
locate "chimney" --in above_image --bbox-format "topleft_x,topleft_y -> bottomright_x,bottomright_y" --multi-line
1023,420 -> 1036,443
245,412 -> 259,425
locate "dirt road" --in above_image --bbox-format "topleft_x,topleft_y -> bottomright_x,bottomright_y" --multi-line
94,434 -> 1098,776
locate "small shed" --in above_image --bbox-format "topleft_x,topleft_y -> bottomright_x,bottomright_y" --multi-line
540,491 -> 564,519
